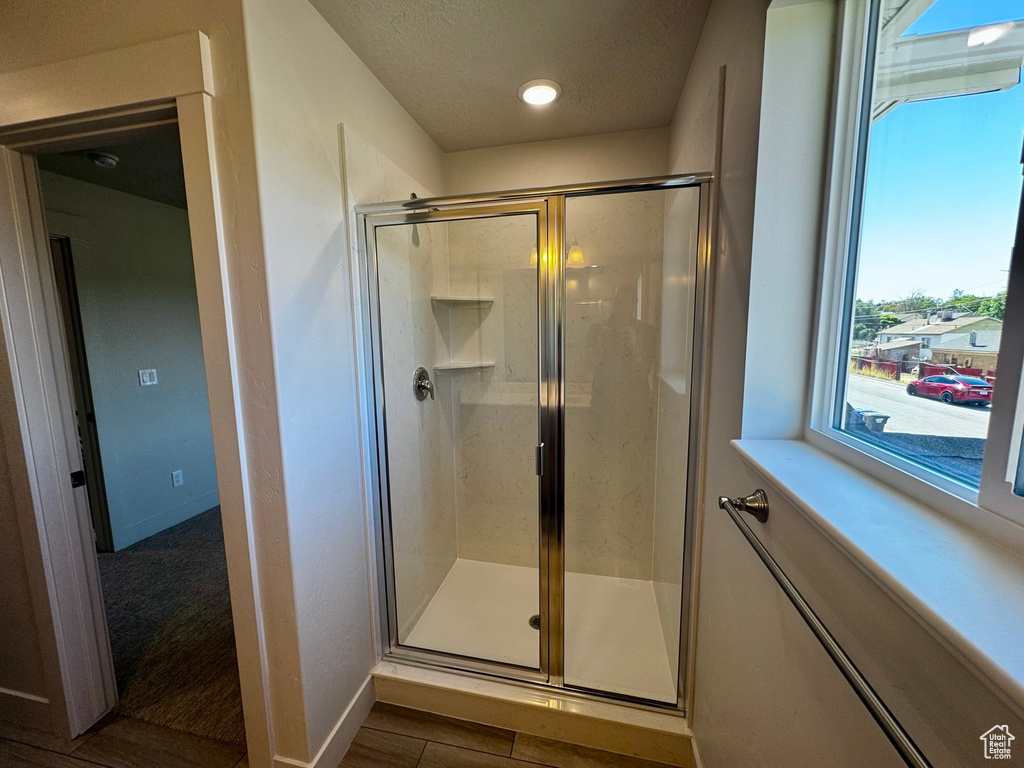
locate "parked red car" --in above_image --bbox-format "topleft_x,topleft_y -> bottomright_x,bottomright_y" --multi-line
906,375 -> 993,406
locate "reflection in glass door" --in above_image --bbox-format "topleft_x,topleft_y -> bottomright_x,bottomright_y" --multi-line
366,204 -> 545,672
562,187 -> 702,704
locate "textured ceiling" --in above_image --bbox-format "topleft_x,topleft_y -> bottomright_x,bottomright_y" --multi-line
310,0 -> 712,152
39,136 -> 187,209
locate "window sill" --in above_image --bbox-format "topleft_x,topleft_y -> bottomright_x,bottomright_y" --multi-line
732,438 -> 1024,713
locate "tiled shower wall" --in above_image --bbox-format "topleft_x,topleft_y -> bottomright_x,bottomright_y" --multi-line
447,215 -> 541,568
372,215 -> 459,640
373,187 -> 692,616
444,194 -> 672,581
562,191 -> 666,580
651,186 -> 702,682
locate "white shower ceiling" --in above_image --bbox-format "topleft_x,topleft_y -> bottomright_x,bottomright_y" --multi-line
308,0 -> 712,151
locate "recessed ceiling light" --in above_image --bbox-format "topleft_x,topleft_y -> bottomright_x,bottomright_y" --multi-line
519,79 -> 560,106
85,151 -> 119,169
967,21 -> 1013,47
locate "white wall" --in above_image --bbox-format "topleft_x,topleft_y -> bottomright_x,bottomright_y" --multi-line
2,0 -> 442,760
41,171 -> 219,550
240,0 -> 444,761
1,0 -> 437,762
672,2 -> 896,765
675,1 -> 1010,766
702,3 -> 1024,766
444,128 -> 669,194
742,0 -> 835,440
0,3 -> 284,757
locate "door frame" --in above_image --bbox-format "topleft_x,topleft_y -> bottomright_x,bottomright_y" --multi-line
0,33 -> 273,763
357,173 -> 715,714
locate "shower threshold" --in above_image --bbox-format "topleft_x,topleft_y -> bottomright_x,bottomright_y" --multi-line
402,558 -> 677,704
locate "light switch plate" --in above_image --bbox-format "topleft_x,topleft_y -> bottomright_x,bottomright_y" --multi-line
139,369 -> 158,386
172,470 -> 184,487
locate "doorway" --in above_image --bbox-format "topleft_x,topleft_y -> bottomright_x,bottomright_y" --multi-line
359,174 -> 711,708
37,136 -> 246,746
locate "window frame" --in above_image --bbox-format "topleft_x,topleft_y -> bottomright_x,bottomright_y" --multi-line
808,0 -> 1024,526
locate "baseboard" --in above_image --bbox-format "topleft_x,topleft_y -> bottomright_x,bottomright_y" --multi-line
0,686 -> 51,731
118,493 -> 220,549
373,661 -> 693,766
272,675 -> 374,768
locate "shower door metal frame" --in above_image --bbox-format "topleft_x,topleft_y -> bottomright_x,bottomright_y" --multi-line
358,198 -> 552,687
356,172 -> 715,715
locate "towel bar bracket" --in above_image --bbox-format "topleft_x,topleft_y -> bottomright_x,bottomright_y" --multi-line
722,488 -> 769,523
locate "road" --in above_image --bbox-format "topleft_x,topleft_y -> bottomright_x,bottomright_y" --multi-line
847,374 -> 989,439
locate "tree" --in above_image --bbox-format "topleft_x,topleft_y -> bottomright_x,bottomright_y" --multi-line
854,299 -> 880,339
885,289 -> 938,313
978,291 -> 1006,320
856,289 -> 1003,326
878,313 -> 900,329
852,322 -> 872,341
949,290 -> 983,306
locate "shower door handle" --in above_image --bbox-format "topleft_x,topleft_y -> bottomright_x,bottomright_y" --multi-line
535,442 -> 544,476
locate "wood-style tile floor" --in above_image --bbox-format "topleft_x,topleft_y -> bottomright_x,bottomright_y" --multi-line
0,703 -> 686,768
0,715 -> 245,768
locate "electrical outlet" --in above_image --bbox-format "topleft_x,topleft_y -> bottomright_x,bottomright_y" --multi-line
172,470 -> 184,487
139,369 -> 158,386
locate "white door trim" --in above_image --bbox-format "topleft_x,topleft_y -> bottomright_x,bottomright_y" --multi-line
0,33 -> 213,130
0,32 -> 273,765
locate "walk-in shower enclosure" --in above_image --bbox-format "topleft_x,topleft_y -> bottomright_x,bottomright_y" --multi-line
357,174 -> 712,709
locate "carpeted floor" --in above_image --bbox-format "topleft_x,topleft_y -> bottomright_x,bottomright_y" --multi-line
97,507 -> 246,746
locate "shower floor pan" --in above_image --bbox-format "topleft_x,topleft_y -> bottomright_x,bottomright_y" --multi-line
402,558 -> 677,703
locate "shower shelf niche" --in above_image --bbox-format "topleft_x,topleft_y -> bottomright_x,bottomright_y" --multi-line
430,295 -> 495,308
432,361 -> 496,372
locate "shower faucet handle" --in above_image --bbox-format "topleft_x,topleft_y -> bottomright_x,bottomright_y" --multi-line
413,366 -> 435,401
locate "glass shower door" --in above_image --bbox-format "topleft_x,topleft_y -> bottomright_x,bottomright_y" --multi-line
366,204 -> 546,672
361,173 -> 711,705
560,186 -> 704,703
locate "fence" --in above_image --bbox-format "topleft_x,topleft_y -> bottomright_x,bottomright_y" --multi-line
851,357 -> 901,377
852,357 -> 996,385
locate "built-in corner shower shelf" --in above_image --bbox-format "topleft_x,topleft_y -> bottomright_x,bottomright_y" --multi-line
430,295 -> 495,308
433,361 -> 496,372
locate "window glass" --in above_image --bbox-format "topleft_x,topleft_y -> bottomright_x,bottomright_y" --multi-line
837,0 -> 1024,488
1017,429 -> 1024,497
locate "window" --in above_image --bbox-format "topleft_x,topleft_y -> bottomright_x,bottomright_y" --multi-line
814,0 -> 1024,513
1017,434 -> 1024,497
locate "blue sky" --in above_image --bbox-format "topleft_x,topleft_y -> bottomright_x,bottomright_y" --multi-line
856,0 -> 1024,304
